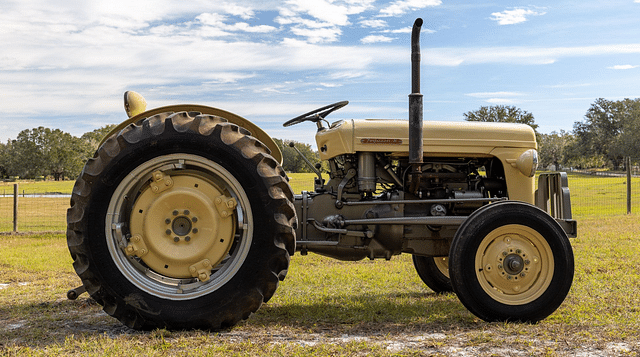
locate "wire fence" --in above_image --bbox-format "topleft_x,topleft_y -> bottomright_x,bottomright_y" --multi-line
0,157 -> 638,234
0,189 -> 69,234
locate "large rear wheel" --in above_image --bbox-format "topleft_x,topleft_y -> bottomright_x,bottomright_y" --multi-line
67,112 -> 296,330
449,201 -> 573,322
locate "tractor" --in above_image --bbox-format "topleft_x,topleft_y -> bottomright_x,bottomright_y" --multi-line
66,18 -> 576,330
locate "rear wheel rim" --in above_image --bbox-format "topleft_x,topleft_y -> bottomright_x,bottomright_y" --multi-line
434,257 -> 450,279
475,224 -> 554,305
105,153 -> 253,300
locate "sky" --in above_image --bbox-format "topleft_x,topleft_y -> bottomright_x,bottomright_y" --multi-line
1,0 -> 640,145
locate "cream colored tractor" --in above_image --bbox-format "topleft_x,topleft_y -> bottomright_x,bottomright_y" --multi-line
67,19 -> 576,330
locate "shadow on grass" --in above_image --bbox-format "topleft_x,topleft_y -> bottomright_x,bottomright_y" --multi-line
0,297 -> 142,346
248,290 -> 478,334
0,290 -> 480,347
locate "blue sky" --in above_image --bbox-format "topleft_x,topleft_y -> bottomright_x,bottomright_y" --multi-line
1,0 -> 639,145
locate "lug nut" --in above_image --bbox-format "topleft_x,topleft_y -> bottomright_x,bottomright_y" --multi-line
192,217 -> 198,223
184,209 -> 190,215
192,228 -> 199,234
165,218 -> 171,224
185,236 -> 191,242
165,229 -> 171,235
173,210 -> 179,216
174,237 -> 180,242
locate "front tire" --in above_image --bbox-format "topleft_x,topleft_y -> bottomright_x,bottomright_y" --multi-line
449,201 -> 573,322
67,112 -> 296,330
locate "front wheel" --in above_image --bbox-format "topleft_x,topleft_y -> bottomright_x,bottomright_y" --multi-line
67,112 -> 296,330
449,201 -> 574,322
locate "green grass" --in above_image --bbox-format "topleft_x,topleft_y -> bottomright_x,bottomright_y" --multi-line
2,215 -> 640,355
564,172 -> 640,217
0,180 -> 74,195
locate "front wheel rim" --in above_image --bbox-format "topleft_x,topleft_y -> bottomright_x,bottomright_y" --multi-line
105,153 -> 253,300
475,224 -> 554,305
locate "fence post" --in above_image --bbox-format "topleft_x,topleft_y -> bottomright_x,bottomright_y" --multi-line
628,156 -> 632,214
13,183 -> 18,233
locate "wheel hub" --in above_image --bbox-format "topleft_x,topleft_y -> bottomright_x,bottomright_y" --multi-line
126,173 -> 237,281
172,216 -> 193,236
503,254 -> 524,275
475,225 -> 554,305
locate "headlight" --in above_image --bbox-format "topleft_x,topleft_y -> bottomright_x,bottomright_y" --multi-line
516,149 -> 538,177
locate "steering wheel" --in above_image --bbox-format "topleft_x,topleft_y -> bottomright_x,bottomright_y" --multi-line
283,101 -> 349,127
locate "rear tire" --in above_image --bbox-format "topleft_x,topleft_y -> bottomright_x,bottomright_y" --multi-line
67,112 -> 296,330
449,201 -> 573,322
412,255 -> 452,293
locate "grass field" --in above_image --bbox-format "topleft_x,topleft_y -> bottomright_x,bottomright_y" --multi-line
0,173 -> 639,355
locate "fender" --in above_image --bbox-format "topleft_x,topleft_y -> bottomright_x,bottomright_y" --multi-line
100,104 -> 283,165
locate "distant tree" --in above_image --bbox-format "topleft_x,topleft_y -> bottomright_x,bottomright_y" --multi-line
5,127 -> 89,180
539,130 -> 573,169
81,124 -> 118,150
0,142 -> 9,178
273,138 -> 321,173
569,98 -> 640,169
464,105 -> 538,132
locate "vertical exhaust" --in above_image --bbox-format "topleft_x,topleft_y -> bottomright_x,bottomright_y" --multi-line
409,18 -> 423,168
409,18 -> 424,192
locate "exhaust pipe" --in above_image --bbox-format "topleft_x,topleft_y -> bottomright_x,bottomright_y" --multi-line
409,18 -> 423,168
408,18 -> 423,193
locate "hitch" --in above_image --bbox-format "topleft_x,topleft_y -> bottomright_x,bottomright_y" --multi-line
67,285 -> 87,300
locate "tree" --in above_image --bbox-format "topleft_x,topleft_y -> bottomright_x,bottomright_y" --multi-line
538,130 -> 573,169
568,98 -> 640,169
463,105 -> 539,133
81,124 -> 118,150
273,138 -> 321,173
4,127 -> 90,180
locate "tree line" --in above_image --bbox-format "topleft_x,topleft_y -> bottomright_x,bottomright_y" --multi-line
0,125 -> 117,181
0,98 -> 637,180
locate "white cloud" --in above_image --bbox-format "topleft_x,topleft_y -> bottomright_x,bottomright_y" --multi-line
490,8 -> 546,25
223,3 -> 256,20
466,92 -> 522,98
424,44 -> 640,66
361,35 -> 395,44
276,0 -> 374,43
282,0 -> 350,27
290,26 -> 342,43
197,13 -> 276,34
486,98 -> 517,104
359,19 -> 388,28
608,64 -> 638,70
379,0 -> 442,17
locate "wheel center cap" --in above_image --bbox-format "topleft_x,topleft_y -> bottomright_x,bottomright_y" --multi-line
504,254 -> 524,275
172,216 -> 192,236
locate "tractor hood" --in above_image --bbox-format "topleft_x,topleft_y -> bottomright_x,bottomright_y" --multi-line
316,119 -> 537,160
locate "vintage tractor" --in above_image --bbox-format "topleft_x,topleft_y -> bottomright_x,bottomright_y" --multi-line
66,19 -> 576,330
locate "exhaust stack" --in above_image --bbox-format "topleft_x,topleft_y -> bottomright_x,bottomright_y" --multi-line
409,18 -> 424,192
409,18 -> 423,168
